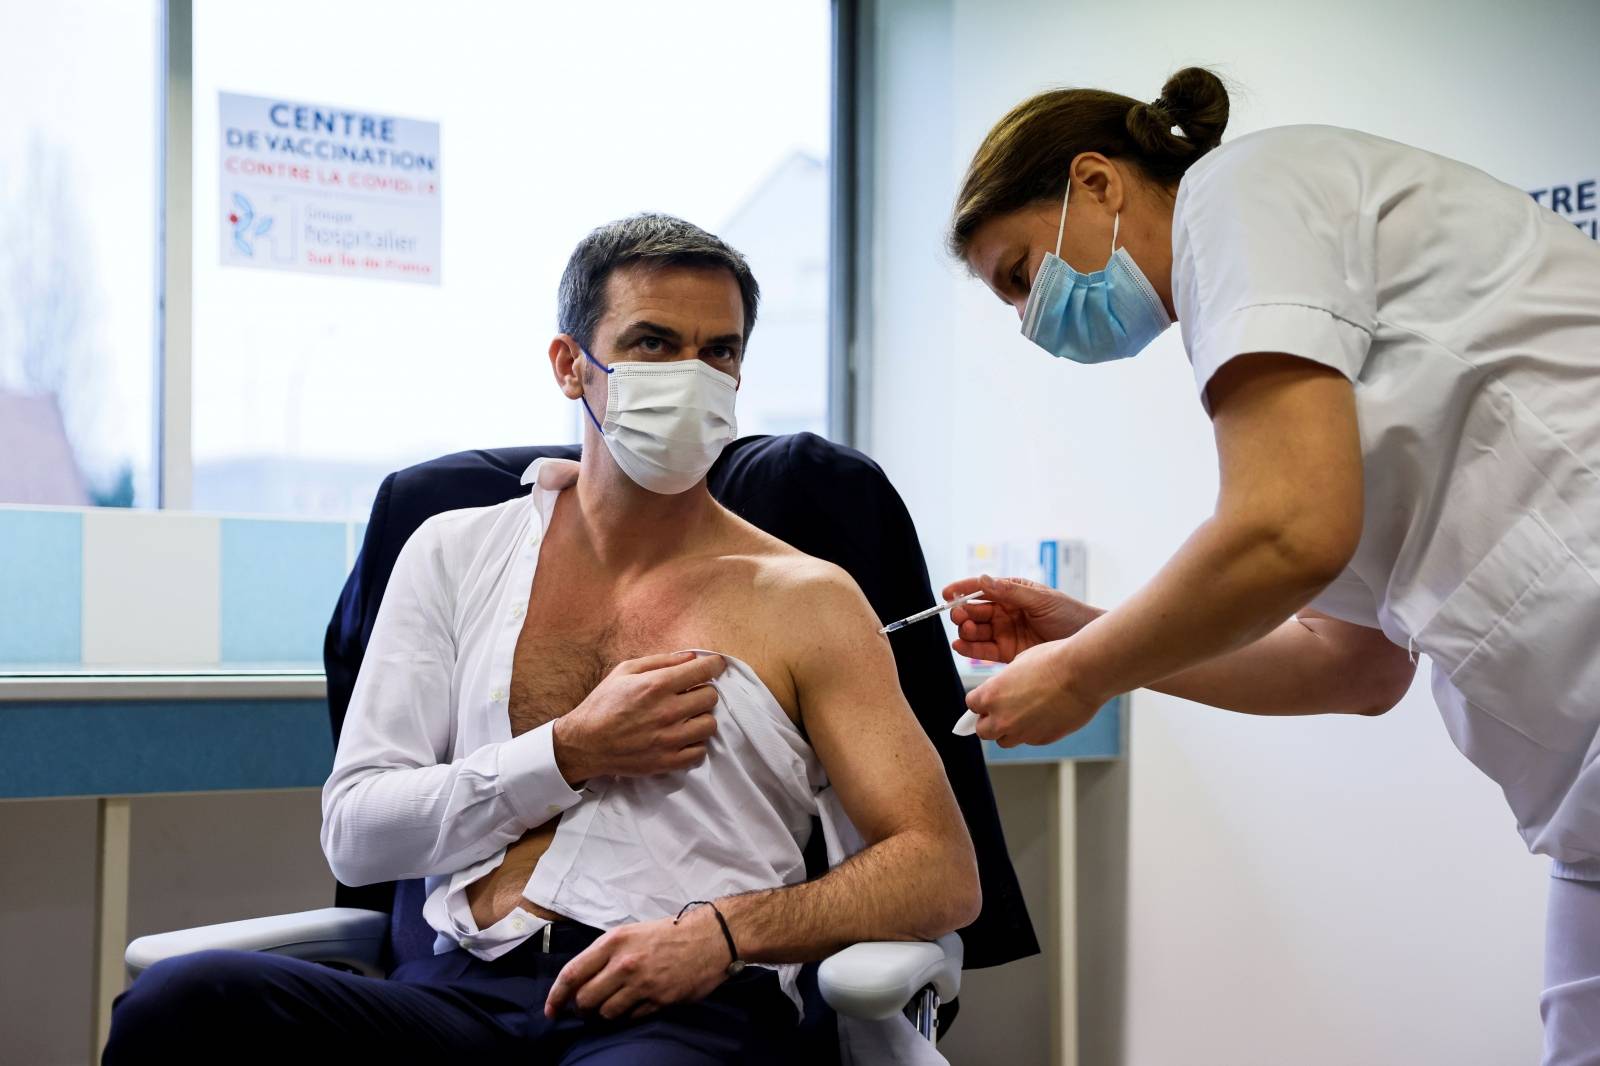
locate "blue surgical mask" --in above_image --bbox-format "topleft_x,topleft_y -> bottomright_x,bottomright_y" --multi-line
1019,183 -> 1171,363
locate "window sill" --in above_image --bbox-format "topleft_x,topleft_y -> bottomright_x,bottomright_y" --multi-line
0,668 -> 327,702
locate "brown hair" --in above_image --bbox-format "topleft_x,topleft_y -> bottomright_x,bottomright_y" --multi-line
948,67 -> 1230,259
559,213 -> 760,354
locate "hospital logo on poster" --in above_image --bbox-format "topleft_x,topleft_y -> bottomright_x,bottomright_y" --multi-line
227,194 -> 274,256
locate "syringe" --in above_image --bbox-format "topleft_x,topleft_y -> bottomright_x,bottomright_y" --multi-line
879,591 -> 987,634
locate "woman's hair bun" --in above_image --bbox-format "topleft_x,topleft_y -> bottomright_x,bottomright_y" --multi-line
949,67 -> 1232,258
1125,67 -> 1229,163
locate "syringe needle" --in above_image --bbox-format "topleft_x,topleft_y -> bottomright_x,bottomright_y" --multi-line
878,591 -> 986,634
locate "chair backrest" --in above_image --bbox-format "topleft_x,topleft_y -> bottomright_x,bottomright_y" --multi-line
324,433 -> 1039,972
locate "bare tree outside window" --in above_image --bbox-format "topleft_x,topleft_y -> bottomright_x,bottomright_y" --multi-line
0,0 -> 159,509
0,138 -> 134,506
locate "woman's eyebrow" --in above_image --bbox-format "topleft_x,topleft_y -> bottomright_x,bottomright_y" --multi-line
987,249 -> 1018,294
986,261 -> 1005,293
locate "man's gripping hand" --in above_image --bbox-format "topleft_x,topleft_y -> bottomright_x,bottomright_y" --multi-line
544,908 -> 730,1021
552,651 -> 724,785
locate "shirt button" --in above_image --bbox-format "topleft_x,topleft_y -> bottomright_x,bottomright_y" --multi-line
546,803 -> 562,814
511,916 -> 528,933
510,603 -> 525,619
491,689 -> 507,702
461,936 -> 476,949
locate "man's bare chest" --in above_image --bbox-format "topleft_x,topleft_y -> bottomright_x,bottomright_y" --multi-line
504,564 -> 792,737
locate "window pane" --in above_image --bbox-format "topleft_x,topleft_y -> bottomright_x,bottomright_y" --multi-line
0,1 -> 161,507
191,0 -> 831,520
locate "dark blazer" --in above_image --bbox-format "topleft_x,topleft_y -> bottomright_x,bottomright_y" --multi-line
324,432 -> 1039,971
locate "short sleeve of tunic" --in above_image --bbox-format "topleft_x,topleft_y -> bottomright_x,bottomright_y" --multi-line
1171,128 -> 1378,413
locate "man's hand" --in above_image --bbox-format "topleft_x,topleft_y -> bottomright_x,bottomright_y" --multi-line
552,651 -> 725,785
545,908 -> 731,1020
942,575 -> 1101,663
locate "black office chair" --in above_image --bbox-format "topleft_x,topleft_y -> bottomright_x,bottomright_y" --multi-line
127,432 -> 1038,1059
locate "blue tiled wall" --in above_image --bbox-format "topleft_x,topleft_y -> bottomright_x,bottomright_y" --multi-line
0,509 -> 83,666
0,698 -> 333,798
0,507 -> 357,670
220,519 -> 349,663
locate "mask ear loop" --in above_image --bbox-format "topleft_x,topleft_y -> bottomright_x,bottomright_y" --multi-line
577,348 -> 613,435
1055,179 -> 1121,262
1054,181 -> 1071,258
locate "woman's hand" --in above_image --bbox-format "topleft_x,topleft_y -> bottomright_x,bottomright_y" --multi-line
965,640 -> 1109,747
942,575 -> 1102,663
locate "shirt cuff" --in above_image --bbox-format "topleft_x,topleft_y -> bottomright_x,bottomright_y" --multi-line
437,856 -> 545,958
1189,302 -> 1372,415
497,721 -> 584,827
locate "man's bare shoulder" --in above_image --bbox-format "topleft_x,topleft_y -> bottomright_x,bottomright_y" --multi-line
720,516 -> 839,582
730,538 -> 878,636
706,515 -> 884,659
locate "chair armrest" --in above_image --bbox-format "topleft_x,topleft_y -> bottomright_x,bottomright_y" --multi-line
817,933 -> 963,1020
125,907 -> 389,979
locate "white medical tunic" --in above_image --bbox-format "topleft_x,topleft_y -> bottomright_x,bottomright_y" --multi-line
1171,125 -> 1600,876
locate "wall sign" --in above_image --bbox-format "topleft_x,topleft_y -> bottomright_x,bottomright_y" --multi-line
219,92 -> 441,284
1530,176 -> 1598,240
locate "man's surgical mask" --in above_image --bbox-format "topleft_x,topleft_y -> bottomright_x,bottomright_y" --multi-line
1019,183 -> 1172,363
578,350 -> 738,494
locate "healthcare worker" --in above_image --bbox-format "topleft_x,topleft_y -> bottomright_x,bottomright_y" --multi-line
942,67 -> 1600,1062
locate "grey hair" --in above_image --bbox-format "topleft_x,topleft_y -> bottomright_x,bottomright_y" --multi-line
557,213 -> 760,355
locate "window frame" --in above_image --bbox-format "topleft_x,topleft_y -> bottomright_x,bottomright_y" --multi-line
158,0 -> 193,508
154,0 -> 866,511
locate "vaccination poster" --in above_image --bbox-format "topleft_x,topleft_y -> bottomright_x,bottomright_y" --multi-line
218,92 -> 441,284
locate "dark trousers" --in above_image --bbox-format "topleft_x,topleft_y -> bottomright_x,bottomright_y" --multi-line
103,924 -> 799,1065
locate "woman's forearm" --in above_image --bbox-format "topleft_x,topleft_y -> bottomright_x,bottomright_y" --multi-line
1146,612 -> 1414,716
1062,512 -> 1349,704
1021,355 -> 1374,721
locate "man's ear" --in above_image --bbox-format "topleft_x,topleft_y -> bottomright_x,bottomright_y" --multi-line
550,336 -> 585,399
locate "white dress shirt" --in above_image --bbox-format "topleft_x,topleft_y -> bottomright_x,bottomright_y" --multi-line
320,459 -> 826,993
1172,125 -> 1600,874
321,456 -> 953,1061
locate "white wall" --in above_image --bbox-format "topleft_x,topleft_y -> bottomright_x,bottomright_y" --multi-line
864,1 -> 1600,1062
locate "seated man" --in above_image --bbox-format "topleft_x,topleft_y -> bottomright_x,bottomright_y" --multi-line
106,214 -> 979,1065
